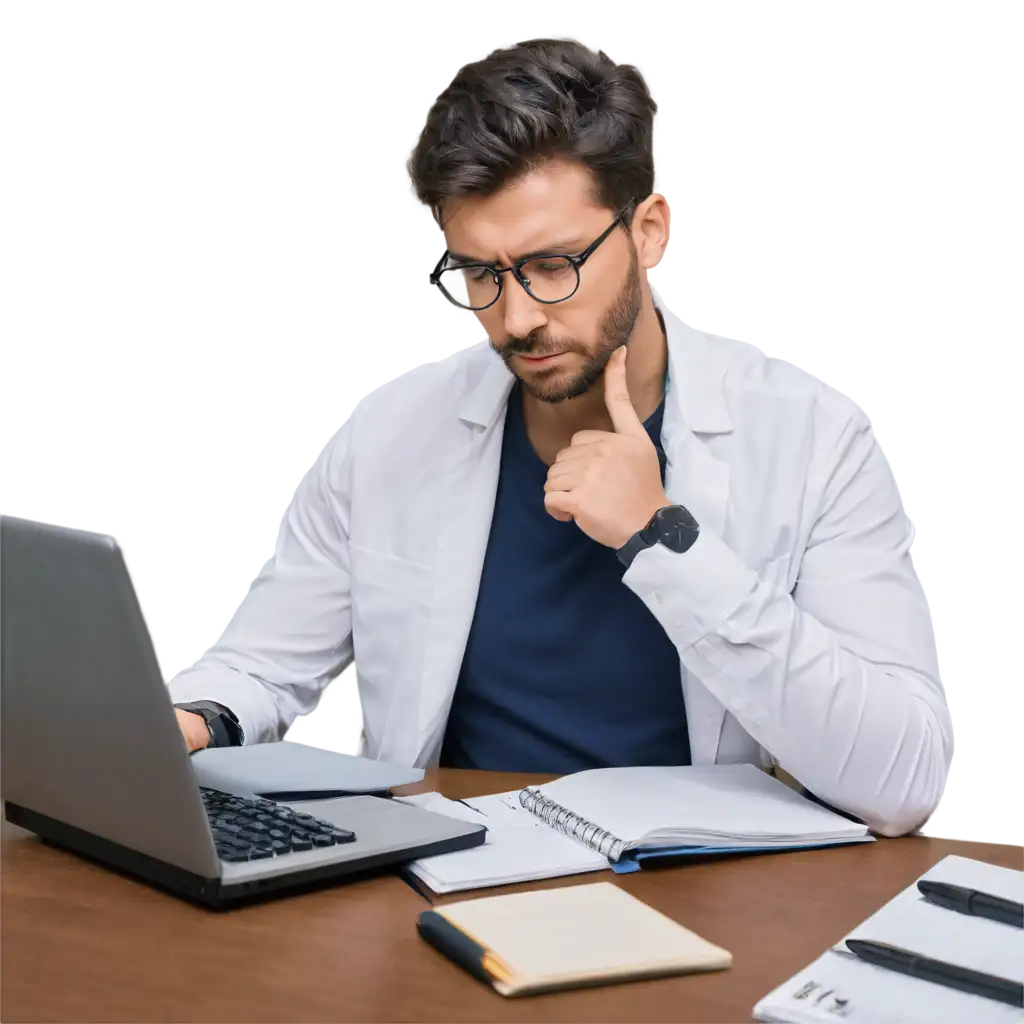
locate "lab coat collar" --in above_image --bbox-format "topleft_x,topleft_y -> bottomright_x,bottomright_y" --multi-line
457,285 -> 733,437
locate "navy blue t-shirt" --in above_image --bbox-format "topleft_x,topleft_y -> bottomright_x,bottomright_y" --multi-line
440,380 -> 691,773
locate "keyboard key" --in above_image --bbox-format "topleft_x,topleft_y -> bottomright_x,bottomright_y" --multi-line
203,788 -> 356,860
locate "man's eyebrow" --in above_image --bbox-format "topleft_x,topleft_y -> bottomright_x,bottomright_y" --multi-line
446,238 -> 588,266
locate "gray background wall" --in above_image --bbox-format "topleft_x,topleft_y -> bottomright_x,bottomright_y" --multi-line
2,6 -> 1024,823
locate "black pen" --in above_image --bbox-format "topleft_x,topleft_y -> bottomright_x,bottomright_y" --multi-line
845,939 -> 1024,1008
918,880 -> 1024,929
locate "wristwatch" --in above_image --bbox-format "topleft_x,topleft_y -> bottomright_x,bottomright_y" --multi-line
174,700 -> 244,748
616,504 -> 700,570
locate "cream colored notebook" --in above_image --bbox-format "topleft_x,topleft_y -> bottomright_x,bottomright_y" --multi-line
417,881 -> 732,997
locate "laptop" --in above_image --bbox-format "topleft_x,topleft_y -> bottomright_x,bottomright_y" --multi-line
0,515 -> 486,907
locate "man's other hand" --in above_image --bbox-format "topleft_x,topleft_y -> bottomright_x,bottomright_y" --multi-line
175,708 -> 211,753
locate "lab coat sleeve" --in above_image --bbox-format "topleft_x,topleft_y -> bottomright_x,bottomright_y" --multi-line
622,407 -> 953,837
166,417 -> 355,745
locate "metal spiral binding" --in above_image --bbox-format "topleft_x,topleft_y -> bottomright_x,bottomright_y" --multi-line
519,788 -> 625,862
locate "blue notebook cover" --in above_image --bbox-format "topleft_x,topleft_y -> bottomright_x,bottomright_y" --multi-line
610,837 -> 875,874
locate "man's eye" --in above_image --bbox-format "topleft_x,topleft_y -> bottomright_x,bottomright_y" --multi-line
523,257 -> 574,276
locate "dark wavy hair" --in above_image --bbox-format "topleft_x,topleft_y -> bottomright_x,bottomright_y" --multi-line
407,38 -> 657,227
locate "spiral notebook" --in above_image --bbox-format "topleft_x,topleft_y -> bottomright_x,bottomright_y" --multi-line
403,764 -> 873,894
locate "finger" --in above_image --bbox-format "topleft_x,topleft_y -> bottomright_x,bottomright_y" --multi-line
569,429 -> 610,447
554,443 -> 599,464
544,490 -> 575,521
544,463 -> 578,490
603,346 -> 646,438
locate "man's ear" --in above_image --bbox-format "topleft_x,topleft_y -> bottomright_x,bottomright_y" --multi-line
632,194 -> 671,270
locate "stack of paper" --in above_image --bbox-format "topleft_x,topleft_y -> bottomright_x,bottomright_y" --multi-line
753,855 -> 1024,1023
398,792 -> 606,893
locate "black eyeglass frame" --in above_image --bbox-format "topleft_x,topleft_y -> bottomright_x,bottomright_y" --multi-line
429,200 -> 636,311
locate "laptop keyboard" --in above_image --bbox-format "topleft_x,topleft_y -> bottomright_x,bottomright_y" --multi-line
200,787 -> 356,862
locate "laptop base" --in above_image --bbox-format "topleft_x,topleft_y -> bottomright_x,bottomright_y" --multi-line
5,800 -> 485,909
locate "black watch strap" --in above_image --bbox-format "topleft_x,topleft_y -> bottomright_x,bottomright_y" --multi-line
173,700 -> 244,748
617,504 -> 701,570
616,530 -> 653,570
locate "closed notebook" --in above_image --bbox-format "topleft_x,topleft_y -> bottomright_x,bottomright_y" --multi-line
403,763 -> 872,893
417,881 -> 732,997
190,741 -> 424,799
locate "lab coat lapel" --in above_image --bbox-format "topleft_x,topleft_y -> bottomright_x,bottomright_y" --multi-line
410,352 -> 514,767
653,289 -> 734,765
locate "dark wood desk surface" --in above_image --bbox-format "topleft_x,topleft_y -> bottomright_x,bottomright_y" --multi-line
2,769 -> 1021,1023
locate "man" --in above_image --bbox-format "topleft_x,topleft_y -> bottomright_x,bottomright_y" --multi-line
170,38 -> 953,837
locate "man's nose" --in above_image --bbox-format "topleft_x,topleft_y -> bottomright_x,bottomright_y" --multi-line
501,272 -> 547,341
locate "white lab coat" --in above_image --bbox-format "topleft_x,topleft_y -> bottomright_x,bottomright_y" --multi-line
168,287 -> 953,836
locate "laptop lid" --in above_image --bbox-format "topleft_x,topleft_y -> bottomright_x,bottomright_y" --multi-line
1,515 -> 220,879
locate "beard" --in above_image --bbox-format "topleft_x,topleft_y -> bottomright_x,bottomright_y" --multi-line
490,247 -> 642,404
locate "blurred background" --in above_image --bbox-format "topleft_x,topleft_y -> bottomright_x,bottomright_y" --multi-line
2,1 -> 1020,843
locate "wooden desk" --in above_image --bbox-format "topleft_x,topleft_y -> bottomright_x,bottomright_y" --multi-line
2,770 -> 1021,1023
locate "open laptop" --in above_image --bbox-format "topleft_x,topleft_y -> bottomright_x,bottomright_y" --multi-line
0,515 -> 485,907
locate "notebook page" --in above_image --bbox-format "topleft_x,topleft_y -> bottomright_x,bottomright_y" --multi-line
843,855 -> 1024,981
399,793 -> 606,892
463,791 -> 554,828
534,764 -> 867,846
754,947 -> 1023,1024
440,882 -> 731,982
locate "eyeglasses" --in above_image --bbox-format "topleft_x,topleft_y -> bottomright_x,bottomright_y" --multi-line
429,201 -> 635,311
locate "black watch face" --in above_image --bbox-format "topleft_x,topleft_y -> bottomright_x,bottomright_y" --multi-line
655,505 -> 700,552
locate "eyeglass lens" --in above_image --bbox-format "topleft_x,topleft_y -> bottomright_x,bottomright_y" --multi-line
438,256 -> 579,309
